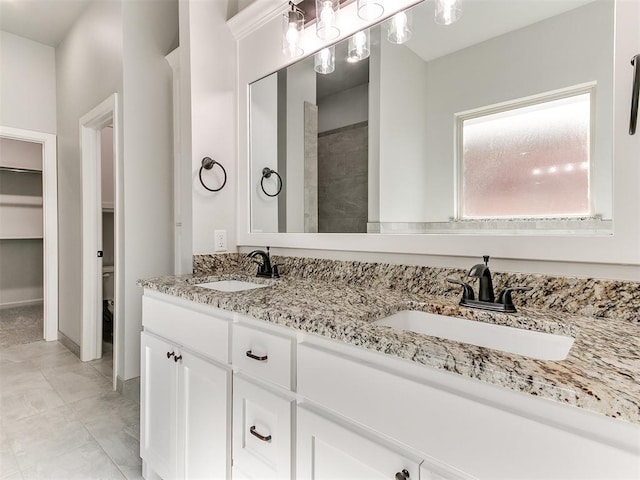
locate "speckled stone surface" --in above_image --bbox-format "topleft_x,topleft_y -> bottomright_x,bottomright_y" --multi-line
143,254 -> 640,425
194,254 -> 640,322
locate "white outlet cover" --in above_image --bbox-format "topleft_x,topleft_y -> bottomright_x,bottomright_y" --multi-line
214,229 -> 227,252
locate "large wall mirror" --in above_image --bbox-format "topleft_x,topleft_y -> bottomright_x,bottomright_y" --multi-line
249,0 -> 614,235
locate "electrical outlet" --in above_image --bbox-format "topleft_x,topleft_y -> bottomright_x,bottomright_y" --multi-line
214,230 -> 227,252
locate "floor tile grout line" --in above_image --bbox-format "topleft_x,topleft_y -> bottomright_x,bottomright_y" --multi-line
2,340 -> 138,479
74,413 -> 133,480
0,370 -> 66,428
87,357 -> 115,383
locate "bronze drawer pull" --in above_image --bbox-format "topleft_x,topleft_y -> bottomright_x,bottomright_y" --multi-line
246,350 -> 268,361
249,425 -> 272,442
395,469 -> 410,480
631,54 -> 640,135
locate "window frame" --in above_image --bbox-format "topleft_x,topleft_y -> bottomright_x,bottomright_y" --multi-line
454,83 -> 597,221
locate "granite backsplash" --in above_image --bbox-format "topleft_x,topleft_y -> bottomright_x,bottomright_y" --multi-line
193,253 -> 640,323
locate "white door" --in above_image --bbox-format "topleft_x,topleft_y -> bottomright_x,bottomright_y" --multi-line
232,375 -> 294,480
178,349 -> 231,480
140,332 -> 178,479
297,405 -> 422,480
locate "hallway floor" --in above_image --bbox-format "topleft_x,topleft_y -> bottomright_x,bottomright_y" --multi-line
0,340 -> 141,479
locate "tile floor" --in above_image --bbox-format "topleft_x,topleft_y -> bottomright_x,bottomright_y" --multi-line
0,340 -> 141,480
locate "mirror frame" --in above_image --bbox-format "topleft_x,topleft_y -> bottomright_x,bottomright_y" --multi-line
236,0 -> 640,265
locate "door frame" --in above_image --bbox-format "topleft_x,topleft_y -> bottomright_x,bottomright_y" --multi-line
79,94 -> 120,389
0,125 -> 58,342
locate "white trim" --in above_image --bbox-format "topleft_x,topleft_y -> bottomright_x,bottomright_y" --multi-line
79,94 -> 120,391
166,47 -> 183,275
0,299 -> 44,310
0,125 -> 58,342
236,0 -> 640,266
227,0 -> 292,40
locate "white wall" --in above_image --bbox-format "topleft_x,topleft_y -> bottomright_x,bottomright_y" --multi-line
56,0 -> 123,347
376,36 -> 429,223
0,240 -> 43,308
0,31 -> 56,134
423,0 -> 614,220
182,0 -> 237,256
56,0 -> 177,380
286,60 -> 316,233
318,83 -> 368,133
250,72 -> 279,233
121,0 -> 177,380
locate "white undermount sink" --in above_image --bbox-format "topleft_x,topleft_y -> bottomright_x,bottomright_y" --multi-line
196,280 -> 270,292
374,310 -> 574,360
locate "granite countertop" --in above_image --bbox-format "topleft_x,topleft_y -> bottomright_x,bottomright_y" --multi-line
138,271 -> 640,425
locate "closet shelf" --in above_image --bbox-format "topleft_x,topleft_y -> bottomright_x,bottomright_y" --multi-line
0,236 -> 43,240
0,195 -> 44,207
0,166 -> 42,174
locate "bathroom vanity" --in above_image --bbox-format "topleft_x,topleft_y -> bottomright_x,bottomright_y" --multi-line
138,263 -> 640,480
141,0 -> 640,477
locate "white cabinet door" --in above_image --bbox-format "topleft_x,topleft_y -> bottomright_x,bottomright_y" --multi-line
232,375 -> 294,480
297,405 -> 422,480
141,332 -> 178,480
178,349 -> 231,480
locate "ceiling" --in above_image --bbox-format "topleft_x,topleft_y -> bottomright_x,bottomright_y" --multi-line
0,0 -> 93,47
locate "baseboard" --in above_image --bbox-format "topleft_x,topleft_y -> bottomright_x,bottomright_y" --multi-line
0,299 -> 44,310
116,375 -> 141,404
57,331 -> 81,358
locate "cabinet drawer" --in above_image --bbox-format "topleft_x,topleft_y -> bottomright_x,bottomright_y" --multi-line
142,294 -> 230,363
297,404 -> 422,480
232,375 -> 294,480
232,323 -> 293,390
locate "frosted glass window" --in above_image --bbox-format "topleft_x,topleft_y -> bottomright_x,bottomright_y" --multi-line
460,92 -> 591,219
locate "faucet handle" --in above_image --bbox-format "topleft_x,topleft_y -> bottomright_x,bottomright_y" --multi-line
497,286 -> 533,310
446,278 -> 475,300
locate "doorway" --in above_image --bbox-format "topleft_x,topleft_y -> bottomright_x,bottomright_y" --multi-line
0,126 -> 58,343
80,94 -> 120,390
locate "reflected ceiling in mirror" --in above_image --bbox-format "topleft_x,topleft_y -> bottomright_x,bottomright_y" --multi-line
249,0 -> 613,235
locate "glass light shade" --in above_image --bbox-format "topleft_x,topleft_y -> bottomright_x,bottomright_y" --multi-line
316,0 -> 340,40
347,29 -> 370,63
282,8 -> 304,58
357,0 -> 384,20
387,10 -> 412,44
435,0 -> 462,26
314,46 -> 335,74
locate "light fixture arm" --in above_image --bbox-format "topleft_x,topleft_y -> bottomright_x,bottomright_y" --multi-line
288,1 -> 304,16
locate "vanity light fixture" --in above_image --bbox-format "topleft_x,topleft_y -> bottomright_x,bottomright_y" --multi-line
347,29 -> 370,63
387,9 -> 412,44
282,1 -> 305,58
314,46 -> 335,74
357,0 -> 384,21
316,0 -> 340,40
434,0 -> 462,26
